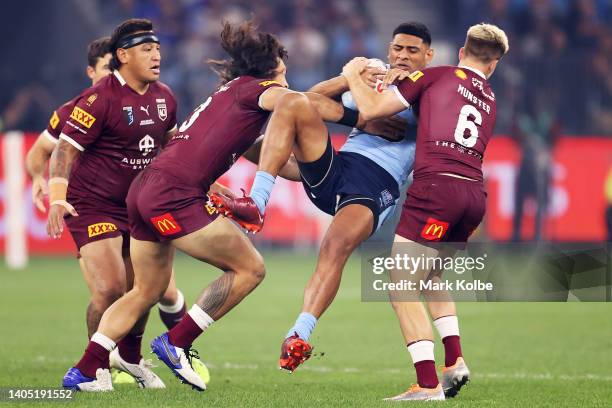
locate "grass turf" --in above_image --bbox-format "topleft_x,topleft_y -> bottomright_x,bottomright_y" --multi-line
0,252 -> 611,407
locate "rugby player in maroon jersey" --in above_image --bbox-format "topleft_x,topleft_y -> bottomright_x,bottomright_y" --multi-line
46,19 -> 183,390
27,35 -> 198,386
342,23 -> 509,400
62,21 -> 399,392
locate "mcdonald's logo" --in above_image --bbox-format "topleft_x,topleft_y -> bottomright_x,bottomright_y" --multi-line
420,217 -> 449,241
150,213 -> 182,236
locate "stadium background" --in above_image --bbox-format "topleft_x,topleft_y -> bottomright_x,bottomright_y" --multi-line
0,2 -> 611,406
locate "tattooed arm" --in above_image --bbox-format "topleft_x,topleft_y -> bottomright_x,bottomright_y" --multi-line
46,139 -> 80,238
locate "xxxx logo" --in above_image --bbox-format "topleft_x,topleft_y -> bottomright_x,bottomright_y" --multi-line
420,217 -> 449,241
70,106 -> 96,128
151,213 -> 182,236
88,222 -> 118,238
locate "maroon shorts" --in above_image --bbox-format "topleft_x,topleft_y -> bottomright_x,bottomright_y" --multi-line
64,204 -> 130,254
395,174 -> 486,249
126,168 -> 219,242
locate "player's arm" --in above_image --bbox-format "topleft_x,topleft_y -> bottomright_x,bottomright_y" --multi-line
47,94 -> 105,238
25,131 -> 57,212
342,58 -> 407,121
243,137 -> 300,181
308,75 -> 349,99
308,66 -> 385,98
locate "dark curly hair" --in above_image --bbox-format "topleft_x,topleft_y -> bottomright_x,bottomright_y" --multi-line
208,21 -> 288,84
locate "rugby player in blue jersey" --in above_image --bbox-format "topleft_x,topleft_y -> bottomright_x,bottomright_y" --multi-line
212,22 -> 435,372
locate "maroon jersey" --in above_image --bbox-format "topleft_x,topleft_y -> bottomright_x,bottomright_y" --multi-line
60,71 -> 177,206
394,65 -> 497,182
149,76 -> 283,191
43,96 -> 79,143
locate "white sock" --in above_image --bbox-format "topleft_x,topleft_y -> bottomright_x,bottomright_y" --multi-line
158,290 -> 185,313
407,340 -> 435,363
433,315 -> 460,339
188,305 -> 215,331
91,332 -> 116,351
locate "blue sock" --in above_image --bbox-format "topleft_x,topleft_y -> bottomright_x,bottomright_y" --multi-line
286,312 -> 317,341
250,171 -> 276,214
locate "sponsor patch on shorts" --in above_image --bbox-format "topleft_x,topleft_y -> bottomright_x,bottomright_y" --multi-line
420,217 -> 449,241
151,213 -> 182,236
88,222 -> 118,238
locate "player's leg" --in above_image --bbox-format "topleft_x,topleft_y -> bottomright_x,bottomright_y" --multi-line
79,237 -> 127,338
422,247 -> 463,368
231,93 -> 329,218
149,216 -> 264,390
157,270 -> 187,329
64,239 -> 173,391
107,253 -> 166,389
279,204 -> 373,372
384,234 -> 444,401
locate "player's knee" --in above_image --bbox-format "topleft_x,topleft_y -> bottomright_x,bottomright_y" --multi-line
278,92 -> 313,116
320,232 -> 357,261
237,252 -> 266,285
91,282 -> 125,307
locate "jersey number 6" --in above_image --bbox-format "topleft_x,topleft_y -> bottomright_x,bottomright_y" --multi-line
453,104 -> 482,148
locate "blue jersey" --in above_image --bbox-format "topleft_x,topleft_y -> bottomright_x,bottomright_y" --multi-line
340,86 -> 417,187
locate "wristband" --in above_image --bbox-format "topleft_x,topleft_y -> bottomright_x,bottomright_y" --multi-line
49,177 -> 68,203
338,106 -> 359,127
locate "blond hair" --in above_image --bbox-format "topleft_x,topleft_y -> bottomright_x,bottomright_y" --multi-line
464,23 -> 509,63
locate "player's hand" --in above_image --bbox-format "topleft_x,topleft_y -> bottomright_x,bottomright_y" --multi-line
361,116 -> 408,142
361,66 -> 386,88
46,201 -> 78,239
382,68 -> 413,89
31,176 -> 49,213
342,57 -> 370,80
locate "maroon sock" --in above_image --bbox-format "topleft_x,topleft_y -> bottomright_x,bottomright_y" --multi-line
414,360 -> 439,388
159,303 -> 187,330
117,333 -> 143,364
75,341 -> 110,378
167,314 -> 203,349
442,335 -> 463,367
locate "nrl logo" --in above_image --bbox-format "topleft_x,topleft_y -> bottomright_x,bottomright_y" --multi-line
157,102 -> 167,121
123,106 -> 134,125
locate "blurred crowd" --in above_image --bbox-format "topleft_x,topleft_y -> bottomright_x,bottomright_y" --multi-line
97,0 -> 378,120
1,0 -> 610,137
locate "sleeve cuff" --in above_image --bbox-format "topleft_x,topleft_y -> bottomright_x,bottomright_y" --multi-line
59,133 -> 85,152
42,130 -> 59,144
392,86 -> 411,108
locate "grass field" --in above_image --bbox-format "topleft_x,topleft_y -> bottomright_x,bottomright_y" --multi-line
1,252 -> 611,407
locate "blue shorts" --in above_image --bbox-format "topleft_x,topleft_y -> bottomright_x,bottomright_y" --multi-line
298,136 -> 400,235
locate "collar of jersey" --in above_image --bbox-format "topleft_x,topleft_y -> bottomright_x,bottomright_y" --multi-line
113,70 -> 127,86
458,65 -> 486,79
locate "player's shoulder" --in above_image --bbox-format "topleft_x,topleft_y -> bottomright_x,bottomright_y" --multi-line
150,80 -> 177,101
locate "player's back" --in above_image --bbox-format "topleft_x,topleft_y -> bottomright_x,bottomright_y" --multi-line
401,66 -> 497,182
150,76 -> 281,191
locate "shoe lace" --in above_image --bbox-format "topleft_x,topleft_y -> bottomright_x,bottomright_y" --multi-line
408,384 -> 421,393
185,347 -> 201,368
